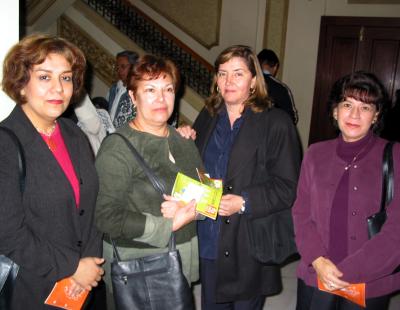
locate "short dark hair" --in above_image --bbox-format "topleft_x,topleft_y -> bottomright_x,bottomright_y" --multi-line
2,33 -> 86,105
126,54 -> 180,95
116,50 -> 139,65
328,71 -> 389,133
257,49 -> 280,67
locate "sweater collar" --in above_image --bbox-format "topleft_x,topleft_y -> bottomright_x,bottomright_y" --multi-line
336,130 -> 374,163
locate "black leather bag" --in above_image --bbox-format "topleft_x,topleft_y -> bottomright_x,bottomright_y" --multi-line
367,141 -> 394,239
247,208 -> 297,265
109,133 -> 194,310
110,235 -> 193,310
0,127 -> 25,310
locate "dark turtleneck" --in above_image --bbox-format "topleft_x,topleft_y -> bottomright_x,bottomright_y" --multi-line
328,130 -> 373,263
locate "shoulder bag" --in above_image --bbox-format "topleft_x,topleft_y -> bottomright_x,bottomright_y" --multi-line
108,133 -> 194,310
367,141 -> 394,239
246,207 -> 298,265
0,127 -> 25,310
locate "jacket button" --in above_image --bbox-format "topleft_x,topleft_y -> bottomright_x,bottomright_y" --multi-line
225,218 -> 230,224
225,185 -> 233,191
77,241 -> 82,247
224,251 -> 229,257
352,211 -> 357,216
79,209 -> 85,216
353,186 -> 358,191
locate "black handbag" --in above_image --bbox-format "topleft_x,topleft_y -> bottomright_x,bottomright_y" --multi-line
367,141 -> 394,239
247,207 -> 298,265
109,133 -> 194,310
0,127 -> 26,310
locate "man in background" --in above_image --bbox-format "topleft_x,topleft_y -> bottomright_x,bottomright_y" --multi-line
257,49 -> 298,124
107,50 -> 139,128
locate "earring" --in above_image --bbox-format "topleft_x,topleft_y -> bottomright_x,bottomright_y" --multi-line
216,86 -> 220,93
250,87 -> 255,94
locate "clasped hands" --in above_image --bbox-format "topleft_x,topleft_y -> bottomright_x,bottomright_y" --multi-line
312,256 -> 350,291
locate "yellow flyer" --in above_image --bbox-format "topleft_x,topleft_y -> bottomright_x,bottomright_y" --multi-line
171,171 -> 223,220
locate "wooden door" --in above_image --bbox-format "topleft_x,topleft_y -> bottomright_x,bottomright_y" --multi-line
309,16 -> 400,145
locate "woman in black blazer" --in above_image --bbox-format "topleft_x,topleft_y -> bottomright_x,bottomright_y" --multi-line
0,34 -> 103,309
180,45 -> 301,309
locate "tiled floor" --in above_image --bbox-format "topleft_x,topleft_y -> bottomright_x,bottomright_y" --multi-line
193,260 -> 400,309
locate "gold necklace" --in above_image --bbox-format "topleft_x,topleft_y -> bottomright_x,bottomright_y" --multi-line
36,121 -> 57,151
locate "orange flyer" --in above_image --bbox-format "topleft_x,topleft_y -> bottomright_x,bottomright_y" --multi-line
44,277 -> 89,310
318,278 -> 366,308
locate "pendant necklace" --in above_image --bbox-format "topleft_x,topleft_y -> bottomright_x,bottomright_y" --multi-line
343,137 -> 371,171
37,121 -> 57,152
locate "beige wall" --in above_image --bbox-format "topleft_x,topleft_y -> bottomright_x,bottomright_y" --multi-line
283,0 -> 400,150
0,1 -> 19,121
130,0 -> 267,63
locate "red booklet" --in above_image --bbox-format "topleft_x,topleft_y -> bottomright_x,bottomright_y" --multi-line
318,278 -> 366,308
44,277 -> 89,310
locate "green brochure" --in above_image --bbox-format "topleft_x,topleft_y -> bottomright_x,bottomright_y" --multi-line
171,171 -> 223,220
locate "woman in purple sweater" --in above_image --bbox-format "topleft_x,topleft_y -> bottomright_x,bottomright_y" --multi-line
293,71 -> 400,310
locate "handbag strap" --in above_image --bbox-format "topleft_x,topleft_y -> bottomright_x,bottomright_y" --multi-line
0,127 -> 26,192
380,141 -> 394,212
112,133 -> 166,196
109,132 -> 176,262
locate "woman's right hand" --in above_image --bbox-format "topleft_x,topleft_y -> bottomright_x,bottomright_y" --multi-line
171,199 -> 196,231
71,257 -> 105,291
312,256 -> 350,291
176,125 -> 196,140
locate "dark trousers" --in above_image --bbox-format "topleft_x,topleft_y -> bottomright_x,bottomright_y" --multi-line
200,258 -> 265,310
296,279 -> 389,310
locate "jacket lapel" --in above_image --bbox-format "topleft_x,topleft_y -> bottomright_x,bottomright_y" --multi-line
225,110 -> 263,182
58,119 -> 83,236
5,107 -> 83,236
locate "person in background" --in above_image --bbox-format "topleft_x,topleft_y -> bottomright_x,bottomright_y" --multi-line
180,45 -> 301,309
293,71 -> 400,310
92,96 -> 115,135
257,48 -> 298,124
107,50 -> 139,128
0,33 -> 103,309
75,93 -> 110,155
95,54 -> 202,309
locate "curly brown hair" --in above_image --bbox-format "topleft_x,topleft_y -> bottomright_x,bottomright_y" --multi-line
2,33 -> 86,105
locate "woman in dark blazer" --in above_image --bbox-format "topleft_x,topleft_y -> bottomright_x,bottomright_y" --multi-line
0,34 -> 103,309
183,45 -> 301,309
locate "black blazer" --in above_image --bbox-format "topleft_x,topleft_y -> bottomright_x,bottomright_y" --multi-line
193,106 -> 301,302
264,73 -> 298,124
0,106 -> 101,310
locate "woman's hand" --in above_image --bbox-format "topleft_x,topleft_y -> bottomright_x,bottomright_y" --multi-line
171,199 -> 196,231
312,256 -> 350,291
161,194 -> 183,219
218,194 -> 244,216
176,125 -> 196,140
66,277 -> 86,299
71,257 -> 105,291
